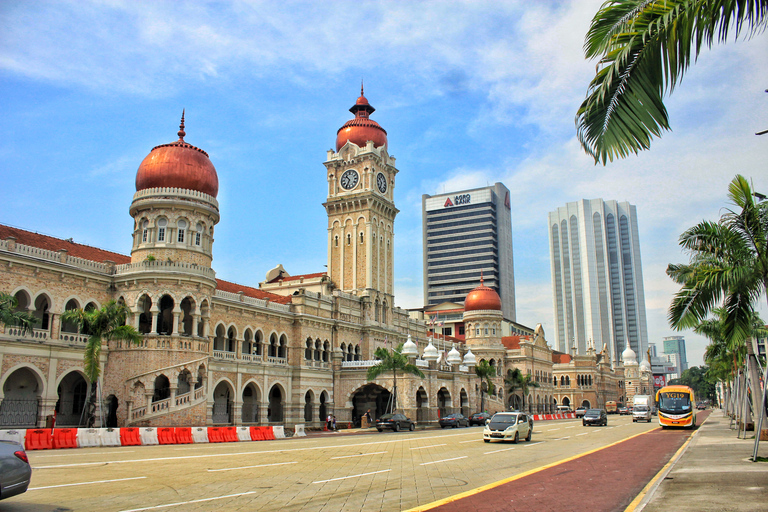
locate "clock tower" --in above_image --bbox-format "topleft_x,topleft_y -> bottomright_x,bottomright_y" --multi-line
324,88 -> 399,313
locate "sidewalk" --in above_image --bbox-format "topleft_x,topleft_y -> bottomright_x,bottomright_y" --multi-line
637,409 -> 768,512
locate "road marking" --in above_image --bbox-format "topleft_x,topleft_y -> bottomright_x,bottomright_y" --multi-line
420,456 -> 467,466
410,444 -> 447,450
576,433 -> 589,437
565,426 -> 576,429
545,428 -> 560,431
30,476 -> 147,491
32,450 -> 135,458
330,451 -> 387,459
312,469 -> 391,484
118,491 -> 260,512
484,447 -> 515,454
207,461 -> 298,472
522,442 -> 542,447
553,437 -> 570,441
459,439 -> 479,444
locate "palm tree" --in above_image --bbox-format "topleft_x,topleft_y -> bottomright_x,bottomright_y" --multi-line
61,300 -> 142,427
577,0 -> 768,164
667,174 -> 768,428
0,292 -> 37,334
367,343 -> 425,414
474,360 -> 496,413
505,368 -> 540,412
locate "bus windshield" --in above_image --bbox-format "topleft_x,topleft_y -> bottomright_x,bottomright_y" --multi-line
658,391 -> 692,414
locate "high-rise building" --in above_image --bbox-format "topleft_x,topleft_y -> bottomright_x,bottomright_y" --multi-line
548,199 -> 648,365
422,183 -> 516,321
663,336 -> 688,374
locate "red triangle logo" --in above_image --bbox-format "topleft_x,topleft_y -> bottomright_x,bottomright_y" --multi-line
444,198 -> 454,207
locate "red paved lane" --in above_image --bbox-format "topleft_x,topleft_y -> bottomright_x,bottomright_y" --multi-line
431,411 -> 710,512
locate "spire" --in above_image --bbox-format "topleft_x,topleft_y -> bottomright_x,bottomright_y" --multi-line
480,270 -> 484,286
178,109 -> 186,141
361,79 -> 364,97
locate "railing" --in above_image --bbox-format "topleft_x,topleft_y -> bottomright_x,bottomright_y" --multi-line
266,356 -> 287,365
132,186 -> 219,208
415,360 -> 428,368
341,360 -> 378,368
175,391 -> 191,407
213,350 -> 237,361
0,399 -> 39,427
304,360 -> 330,369
239,353 -> 262,363
4,327 -> 51,341
0,240 -> 111,273
114,260 -> 216,279
194,387 -> 205,400
151,398 -> 170,414
214,290 -> 292,312
131,407 -> 146,421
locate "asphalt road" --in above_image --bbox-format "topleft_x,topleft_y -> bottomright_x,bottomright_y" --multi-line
4,415 -> 660,512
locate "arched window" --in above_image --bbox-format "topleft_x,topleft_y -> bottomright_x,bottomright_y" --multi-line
347,233 -> 351,245
195,223 -> 203,246
305,339 -> 312,360
177,219 -> 187,243
157,218 -> 167,242
334,235 -> 339,247
359,232 -> 364,244
142,220 -> 149,242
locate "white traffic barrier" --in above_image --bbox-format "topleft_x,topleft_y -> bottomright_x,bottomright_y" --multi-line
236,427 -> 251,442
272,426 -> 285,438
293,424 -> 306,437
191,427 -> 208,443
0,429 -> 26,445
139,427 -> 158,446
77,428 -> 102,447
100,428 -> 121,447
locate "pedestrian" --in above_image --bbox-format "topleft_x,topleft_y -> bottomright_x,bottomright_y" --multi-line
365,409 -> 372,425
332,415 -> 337,431
326,414 -> 332,430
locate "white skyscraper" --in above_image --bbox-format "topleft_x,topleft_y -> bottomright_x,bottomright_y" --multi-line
548,199 -> 648,365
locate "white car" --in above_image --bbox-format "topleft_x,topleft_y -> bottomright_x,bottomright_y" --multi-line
483,412 -> 532,443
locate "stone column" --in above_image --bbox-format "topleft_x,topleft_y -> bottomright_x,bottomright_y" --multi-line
172,307 -> 181,335
150,305 -> 160,334
259,401 -> 269,425
192,314 -> 200,337
169,385 -> 178,409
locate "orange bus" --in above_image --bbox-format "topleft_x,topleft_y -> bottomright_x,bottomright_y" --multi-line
605,401 -> 618,414
656,385 -> 696,429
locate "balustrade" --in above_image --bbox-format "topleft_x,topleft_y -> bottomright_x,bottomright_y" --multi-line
341,360 -> 378,368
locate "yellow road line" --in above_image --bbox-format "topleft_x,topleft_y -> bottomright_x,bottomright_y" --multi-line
404,428 -> 658,512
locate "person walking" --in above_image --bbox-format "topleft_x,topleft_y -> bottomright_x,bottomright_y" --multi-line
332,415 -> 337,431
365,409 -> 372,427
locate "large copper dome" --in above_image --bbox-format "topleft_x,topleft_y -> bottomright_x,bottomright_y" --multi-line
335,86 -> 388,151
135,112 -> 219,198
464,276 -> 502,312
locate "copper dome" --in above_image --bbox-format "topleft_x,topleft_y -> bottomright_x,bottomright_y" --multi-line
464,276 -> 502,312
135,112 -> 219,198
335,86 -> 388,151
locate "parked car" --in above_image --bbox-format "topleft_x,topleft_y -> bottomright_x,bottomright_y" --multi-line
483,412 -> 532,443
468,412 -> 491,426
0,440 -> 31,500
618,406 -> 630,415
582,408 -> 608,427
697,402 -> 707,410
376,413 -> 415,432
575,407 -> 587,418
439,413 -> 469,428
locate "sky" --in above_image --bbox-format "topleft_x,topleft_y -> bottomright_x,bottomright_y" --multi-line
1,1 -> 766,368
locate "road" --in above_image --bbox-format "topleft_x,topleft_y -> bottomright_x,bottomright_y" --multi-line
4,415 -> 662,512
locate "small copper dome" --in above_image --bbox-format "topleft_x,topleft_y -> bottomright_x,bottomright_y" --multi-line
135,112 -> 219,198
464,276 -> 502,312
335,85 -> 388,151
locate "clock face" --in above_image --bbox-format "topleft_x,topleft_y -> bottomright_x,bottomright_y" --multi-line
340,169 -> 359,190
376,172 -> 387,194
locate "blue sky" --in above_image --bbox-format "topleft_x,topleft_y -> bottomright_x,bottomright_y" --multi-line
1,1 -> 766,367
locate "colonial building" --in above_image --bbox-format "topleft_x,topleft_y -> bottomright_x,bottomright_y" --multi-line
0,90 -> 635,431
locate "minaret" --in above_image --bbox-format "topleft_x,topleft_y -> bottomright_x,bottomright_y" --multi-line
324,88 -> 399,310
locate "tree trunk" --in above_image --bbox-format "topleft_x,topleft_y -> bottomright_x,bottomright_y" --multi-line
746,340 -> 762,431
86,380 -> 99,428
393,368 -> 397,413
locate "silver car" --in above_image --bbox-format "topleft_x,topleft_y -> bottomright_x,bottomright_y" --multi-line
0,440 -> 32,500
483,412 -> 532,443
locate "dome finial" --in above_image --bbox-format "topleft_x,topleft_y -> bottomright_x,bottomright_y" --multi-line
361,79 -> 364,97
178,109 -> 186,141
480,270 -> 484,286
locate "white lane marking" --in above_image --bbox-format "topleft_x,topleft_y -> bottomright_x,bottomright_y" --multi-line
30,476 -> 147,491
312,469 -> 391,484
32,451 -> 135,458
553,437 -> 570,441
420,456 -> 468,466
522,442 -> 542,447
410,444 -> 447,451
565,426 -> 576,429
484,447 -> 516,454
118,491 -> 259,512
207,461 -> 298,472
545,428 -> 560,432
331,451 -> 387,460
459,440 -> 479,444
576,433 -> 589,437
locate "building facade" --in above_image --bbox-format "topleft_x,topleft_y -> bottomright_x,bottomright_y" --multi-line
548,199 -> 649,365
662,335 -> 688,378
422,183 -> 516,321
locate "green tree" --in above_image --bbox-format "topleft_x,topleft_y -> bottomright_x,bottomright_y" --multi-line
577,0 -> 768,164
667,175 -> 768,424
0,292 -> 37,334
474,360 -> 496,413
61,300 -> 142,427
505,368 -> 540,412
669,366 -> 717,402
367,343 -> 425,414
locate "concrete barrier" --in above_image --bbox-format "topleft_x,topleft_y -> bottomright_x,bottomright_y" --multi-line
294,424 -> 306,437
273,426 -> 285,438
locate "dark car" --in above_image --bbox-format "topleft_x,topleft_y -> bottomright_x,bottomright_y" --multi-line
583,408 -> 608,426
469,412 -> 491,426
376,413 -> 415,432
439,413 -> 469,428
575,407 -> 587,418
0,440 -> 31,500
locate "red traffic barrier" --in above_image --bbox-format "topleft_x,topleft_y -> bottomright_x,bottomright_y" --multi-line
261,426 -> 275,441
222,426 -> 238,442
120,427 -> 142,446
208,427 -> 225,443
157,427 -> 176,445
52,428 -> 78,449
175,427 -> 193,444
249,426 -> 263,441
25,429 -> 53,450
